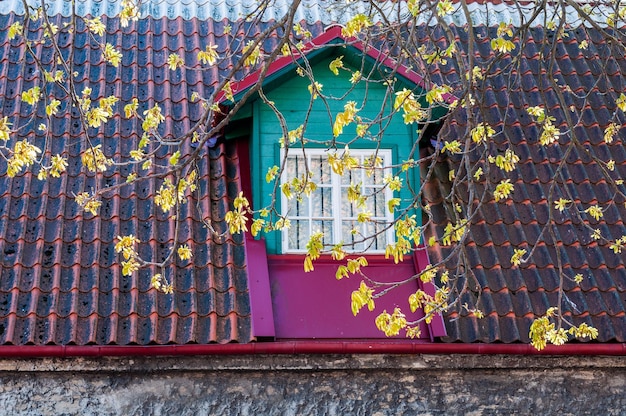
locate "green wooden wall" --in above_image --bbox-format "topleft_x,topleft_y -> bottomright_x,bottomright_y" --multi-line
248,54 -> 422,254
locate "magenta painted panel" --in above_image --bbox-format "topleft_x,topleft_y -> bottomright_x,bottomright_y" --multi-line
245,236 -> 276,338
268,255 -> 430,339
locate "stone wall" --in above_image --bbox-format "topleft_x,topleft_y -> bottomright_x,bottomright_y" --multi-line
0,354 -> 624,415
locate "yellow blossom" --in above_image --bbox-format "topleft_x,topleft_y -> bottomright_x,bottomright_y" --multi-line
308,82 -> 323,99
329,56 -> 343,75
591,229 -> 602,240
198,44 -> 219,65
7,140 -> 41,177
491,37 -> 515,54
539,120 -> 560,145
115,235 -> 141,260
86,107 -> 110,128
425,84 -> 451,105
604,122 -> 619,144
332,101 -> 358,137
585,204 -> 603,221
617,93 -> 626,112
394,88 -> 427,124
553,198 -> 571,212
242,41 -> 261,67
120,0 -> 139,27
124,98 -> 139,118
122,258 -> 140,276
50,154 -> 67,177
527,106 -> 545,118
21,86 -> 41,106
0,117 -> 12,141
350,71 -> 361,84
82,144 -> 112,172
607,160 -> 615,171
177,244 -> 193,261
351,281 -> 375,316
443,140 -> 462,154
510,248 -> 526,267
8,22 -> 23,40
168,53 -> 184,70
46,99 -> 61,116
224,192 -> 250,234
437,0 -> 454,16
142,105 -> 165,131
493,179 -> 514,202
471,122 -> 495,144
341,14 -> 372,37
103,43 -> 122,67
492,148 -> 519,172
375,308 -> 407,336
75,192 -> 102,216
86,17 -> 106,36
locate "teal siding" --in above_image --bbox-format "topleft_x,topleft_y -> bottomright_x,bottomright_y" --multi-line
252,56 -> 421,253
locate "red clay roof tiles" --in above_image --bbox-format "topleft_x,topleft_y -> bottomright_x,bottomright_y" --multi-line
424,25 -> 626,343
1,4 -> 625,347
0,12 -> 257,345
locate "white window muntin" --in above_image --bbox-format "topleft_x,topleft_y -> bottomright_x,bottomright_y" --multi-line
280,148 -> 395,253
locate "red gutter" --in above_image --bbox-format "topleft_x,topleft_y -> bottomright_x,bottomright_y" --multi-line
0,342 -> 623,357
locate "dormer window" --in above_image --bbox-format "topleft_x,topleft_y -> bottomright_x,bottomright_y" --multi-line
229,27 -> 447,340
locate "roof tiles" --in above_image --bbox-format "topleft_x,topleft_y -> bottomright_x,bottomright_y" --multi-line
0,2 -> 625,348
424,26 -> 626,343
0,12 -> 256,345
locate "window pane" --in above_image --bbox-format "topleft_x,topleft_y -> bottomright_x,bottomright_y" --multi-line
311,187 -> 333,217
341,168 -> 360,185
364,188 -> 386,217
340,195 -> 357,218
287,194 -> 309,216
286,155 -> 306,177
288,220 -> 310,250
364,222 -> 387,251
282,149 -> 392,253
342,220 -> 364,251
311,220 -> 333,245
310,155 -> 331,185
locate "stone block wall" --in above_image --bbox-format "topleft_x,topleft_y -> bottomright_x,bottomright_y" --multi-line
0,354 -> 624,415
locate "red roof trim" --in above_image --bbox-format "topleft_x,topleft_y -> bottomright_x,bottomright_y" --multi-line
219,25 -> 453,103
0,342 -> 623,357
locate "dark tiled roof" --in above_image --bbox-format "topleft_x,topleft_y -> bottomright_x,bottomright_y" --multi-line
0,13 -> 256,345
423,25 -> 626,343
1,6 -> 624,347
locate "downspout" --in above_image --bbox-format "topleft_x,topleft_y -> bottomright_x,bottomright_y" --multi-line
0,342 -> 623,357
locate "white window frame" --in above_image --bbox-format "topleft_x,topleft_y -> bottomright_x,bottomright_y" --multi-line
280,148 -> 395,254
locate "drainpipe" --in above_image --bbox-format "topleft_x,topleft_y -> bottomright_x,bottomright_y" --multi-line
0,341 -> 622,357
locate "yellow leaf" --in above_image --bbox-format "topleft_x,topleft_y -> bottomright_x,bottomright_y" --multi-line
8,22 -> 23,40
169,150 -> 181,166
329,56 -> 343,75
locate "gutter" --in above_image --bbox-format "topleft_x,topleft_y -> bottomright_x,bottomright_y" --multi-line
0,342 -> 623,357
